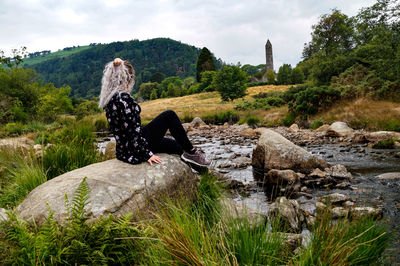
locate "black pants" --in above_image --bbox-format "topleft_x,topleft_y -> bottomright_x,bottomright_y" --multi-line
142,110 -> 193,155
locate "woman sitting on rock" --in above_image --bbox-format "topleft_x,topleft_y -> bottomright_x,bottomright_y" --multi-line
99,58 -> 210,169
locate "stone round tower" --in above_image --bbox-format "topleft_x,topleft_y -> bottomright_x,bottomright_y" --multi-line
265,39 -> 274,72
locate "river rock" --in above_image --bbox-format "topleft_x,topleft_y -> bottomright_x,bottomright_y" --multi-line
268,197 -> 303,233
221,198 -> 266,226
325,122 -> 354,138
352,206 -> 383,219
318,193 -> 351,205
0,208 -> 8,222
191,117 -> 206,128
331,207 -> 349,218
309,168 -> 326,178
263,169 -> 301,196
376,172 -> 400,180
365,131 -> 400,141
315,124 -> 330,132
288,124 -> 300,132
325,164 -> 353,180
241,128 -> 257,138
252,129 -> 329,174
270,232 -> 303,253
17,155 -> 197,225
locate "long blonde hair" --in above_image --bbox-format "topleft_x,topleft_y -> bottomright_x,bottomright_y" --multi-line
98,60 -> 135,108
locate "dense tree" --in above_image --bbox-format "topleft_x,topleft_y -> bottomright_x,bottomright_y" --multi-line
158,76 -> 183,97
138,82 -> 158,100
302,9 -> 355,59
212,65 -> 248,101
266,70 -> 275,84
290,67 -> 304,84
150,72 -> 165,83
198,71 -> 216,92
277,64 -> 292,85
150,89 -> 158,100
196,47 -> 216,82
241,64 -> 265,76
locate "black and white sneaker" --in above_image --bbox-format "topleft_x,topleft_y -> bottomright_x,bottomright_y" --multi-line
181,149 -> 211,172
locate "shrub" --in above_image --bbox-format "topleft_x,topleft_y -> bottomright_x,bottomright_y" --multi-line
246,117 -> 260,128
201,110 -> 239,125
212,65 -> 248,101
372,139 -> 396,149
282,112 -> 296,127
310,120 -> 324,129
5,122 -> 24,135
284,85 -> 341,119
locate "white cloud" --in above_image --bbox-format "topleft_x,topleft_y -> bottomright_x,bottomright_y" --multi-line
0,0 -> 376,67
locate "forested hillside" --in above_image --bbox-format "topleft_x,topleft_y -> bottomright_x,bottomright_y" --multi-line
25,38 -> 222,98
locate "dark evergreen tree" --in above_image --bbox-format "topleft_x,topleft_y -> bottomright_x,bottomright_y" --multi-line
196,47 -> 216,82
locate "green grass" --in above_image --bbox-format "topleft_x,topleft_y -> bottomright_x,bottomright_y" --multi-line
22,46 -> 92,66
372,139 -> 396,149
201,110 -> 239,125
293,209 -> 390,265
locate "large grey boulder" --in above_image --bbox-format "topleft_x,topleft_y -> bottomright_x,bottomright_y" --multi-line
376,172 -> 400,180
325,122 -> 354,138
252,129 -> 329,173
17,155 -> 197,225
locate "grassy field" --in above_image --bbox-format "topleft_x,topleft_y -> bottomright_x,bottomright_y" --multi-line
141,84 -> 400,130
140,85 -> 291,122
312,98 -> 400,131
22,46 -> 92,65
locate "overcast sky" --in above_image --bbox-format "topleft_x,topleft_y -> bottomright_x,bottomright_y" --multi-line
1,0 -> 376,68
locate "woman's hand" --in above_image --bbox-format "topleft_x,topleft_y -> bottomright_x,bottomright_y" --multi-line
147,155 -> 162,165
113,58 -> 123,66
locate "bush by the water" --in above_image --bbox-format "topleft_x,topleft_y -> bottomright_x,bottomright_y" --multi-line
284,85 -> 341,119
201,110 -> 239,125
372,139 -> 397,149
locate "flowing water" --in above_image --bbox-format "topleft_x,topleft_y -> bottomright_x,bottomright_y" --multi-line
193,136 -> 400,263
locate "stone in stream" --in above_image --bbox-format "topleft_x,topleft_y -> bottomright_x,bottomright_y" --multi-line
268,197 -> 304,233
262,169 -> 302,197
318,193 -> 351,206
325,122 -> 354,138
252,129 -> 329,174
376,172 -> 400,180
325,164 -> 353,181
17,155 -> 197,225
365,131 -> 400,142
288,123 -> 300,132
191,117 -> 207,128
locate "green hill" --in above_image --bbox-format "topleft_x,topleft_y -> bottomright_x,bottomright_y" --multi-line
23,45 -> 92,65
24,38 -> 222,99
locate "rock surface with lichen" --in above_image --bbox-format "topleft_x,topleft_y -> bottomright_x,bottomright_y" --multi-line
17,155 -> 196,225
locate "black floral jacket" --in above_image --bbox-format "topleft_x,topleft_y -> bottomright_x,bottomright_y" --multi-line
104,92 -> 153,164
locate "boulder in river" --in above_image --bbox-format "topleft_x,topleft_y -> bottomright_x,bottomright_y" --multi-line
191,117 -> 207,128
325,122 -> 354,138
17,155 -> 197,225
268,197 -> 304,233
288,124 -> 300,132
376,172 -> 400,180
365,131 -> 400,142
252,129 -> 329,174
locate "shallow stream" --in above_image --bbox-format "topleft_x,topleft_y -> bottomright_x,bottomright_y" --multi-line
194,135 -> 400,263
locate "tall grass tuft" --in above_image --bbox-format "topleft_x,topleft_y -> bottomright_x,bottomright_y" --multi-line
293,209 -> 390,265
0,147 -> 47,208
43,121 -> 102,179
